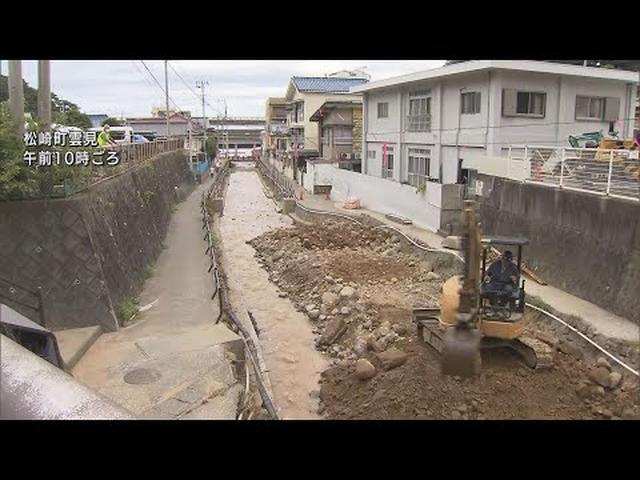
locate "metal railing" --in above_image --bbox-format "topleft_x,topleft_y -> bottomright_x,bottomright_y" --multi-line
90,138 -> 185,184
255,156 -> 297,200
507,145 -> 640,201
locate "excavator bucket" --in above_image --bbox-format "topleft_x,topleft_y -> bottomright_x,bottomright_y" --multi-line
441,325 -> 481,378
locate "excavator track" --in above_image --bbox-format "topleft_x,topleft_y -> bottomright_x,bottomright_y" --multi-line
415,314 -> 556,371
510,332 -> 556,370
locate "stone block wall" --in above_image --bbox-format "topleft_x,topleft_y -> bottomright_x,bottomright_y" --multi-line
0,151 -> 194,331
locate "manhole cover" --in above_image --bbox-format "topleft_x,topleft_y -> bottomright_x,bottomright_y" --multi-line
123,368 -> 161,385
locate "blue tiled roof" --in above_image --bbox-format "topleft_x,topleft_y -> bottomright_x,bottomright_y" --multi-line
292,76 -> 369,93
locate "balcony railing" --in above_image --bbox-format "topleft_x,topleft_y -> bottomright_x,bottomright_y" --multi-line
505,145 -> 640,201
270,125 -> 289,135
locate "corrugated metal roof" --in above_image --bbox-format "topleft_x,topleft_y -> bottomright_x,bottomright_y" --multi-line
292,76 -> 368,93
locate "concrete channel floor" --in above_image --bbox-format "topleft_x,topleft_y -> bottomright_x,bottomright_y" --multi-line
72,177 -> 242,419
296,191 -> 639,344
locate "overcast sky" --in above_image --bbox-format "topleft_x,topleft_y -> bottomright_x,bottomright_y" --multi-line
1,60 -> 445,118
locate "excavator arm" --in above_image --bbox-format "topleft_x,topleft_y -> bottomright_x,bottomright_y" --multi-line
441,201 -> 482,378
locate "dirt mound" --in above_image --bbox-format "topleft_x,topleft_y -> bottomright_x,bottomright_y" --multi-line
249,218 -> 640,420
320,321 -> 639,419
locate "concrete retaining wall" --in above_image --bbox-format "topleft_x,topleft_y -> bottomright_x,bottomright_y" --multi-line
0,151 -> 194,332
475,174 -> 640,324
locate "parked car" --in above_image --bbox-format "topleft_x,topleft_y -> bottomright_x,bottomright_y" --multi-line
134,130 -> 158,142
132,134 -> 149,144
51,123 -> 84,135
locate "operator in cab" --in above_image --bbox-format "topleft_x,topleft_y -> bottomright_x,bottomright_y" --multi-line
484,250 -> 518,296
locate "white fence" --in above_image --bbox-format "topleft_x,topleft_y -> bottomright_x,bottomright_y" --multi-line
506,145 -> 640,201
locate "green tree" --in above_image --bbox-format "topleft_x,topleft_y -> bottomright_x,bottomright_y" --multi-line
204,135 -> 217,161
1,101 -> 98,200
101,117 -> 124,127
1,74 -> 92,130
53,109 -> 92,129
0,101 -> 37,198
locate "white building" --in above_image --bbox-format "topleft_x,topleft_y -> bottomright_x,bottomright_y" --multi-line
351,60 -> 638,187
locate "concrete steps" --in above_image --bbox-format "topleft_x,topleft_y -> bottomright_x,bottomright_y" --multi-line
54,326 -> 103,371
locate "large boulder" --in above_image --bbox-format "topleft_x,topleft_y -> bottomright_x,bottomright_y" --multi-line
588,366 -> 611,388
355,359 -> 377,380
320,318 -> 347,346
352,337 -> 368,357
608,371 -> 622,389
596,357 -> 612,371
340,286 -> 357,299
374,348 -> 408,371
322,292 -> 339,307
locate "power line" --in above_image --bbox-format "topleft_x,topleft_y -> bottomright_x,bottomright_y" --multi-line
139,61 -> 182,111
130,61 -> 158,91
167,62 -> 201,101
168,61 -> 226,117
138,60 -> 200,131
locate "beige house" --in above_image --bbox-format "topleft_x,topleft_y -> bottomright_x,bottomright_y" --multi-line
309,100 -> 363,171
284,76 -> 368,154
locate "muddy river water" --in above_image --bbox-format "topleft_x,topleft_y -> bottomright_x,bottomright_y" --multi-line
217,167 -> 329,419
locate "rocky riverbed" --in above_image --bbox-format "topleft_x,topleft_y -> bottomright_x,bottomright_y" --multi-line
249,218 -> 639,420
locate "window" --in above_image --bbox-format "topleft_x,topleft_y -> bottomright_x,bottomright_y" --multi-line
291,127 -> 304,147
321,127 -> 329,145
295,102 -> 304,123
407,92 -> 431,131
516,92 -> 545,116
502,89 -> 546,117
333,127 -> 353,144
367,149 -> 376,159
576,96 -> 605,120
461,92 -> 481,114
377,102 -> 389,118
408,148 -> 431,187
382,146 -> 394,179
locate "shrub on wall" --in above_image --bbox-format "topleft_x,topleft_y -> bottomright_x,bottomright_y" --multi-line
0,102 -> 38,199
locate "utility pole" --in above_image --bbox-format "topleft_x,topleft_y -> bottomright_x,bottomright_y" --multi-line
196,80 -> 209,162
37,60 -> 52,130
164,60 -> 170,138
8,60 -> 25,136
224,100 -> 228,154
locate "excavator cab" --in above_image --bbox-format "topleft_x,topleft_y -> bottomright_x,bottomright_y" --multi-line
479,237 -> 528,321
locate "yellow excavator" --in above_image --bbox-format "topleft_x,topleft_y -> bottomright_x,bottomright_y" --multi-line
412,201 -> 555,377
